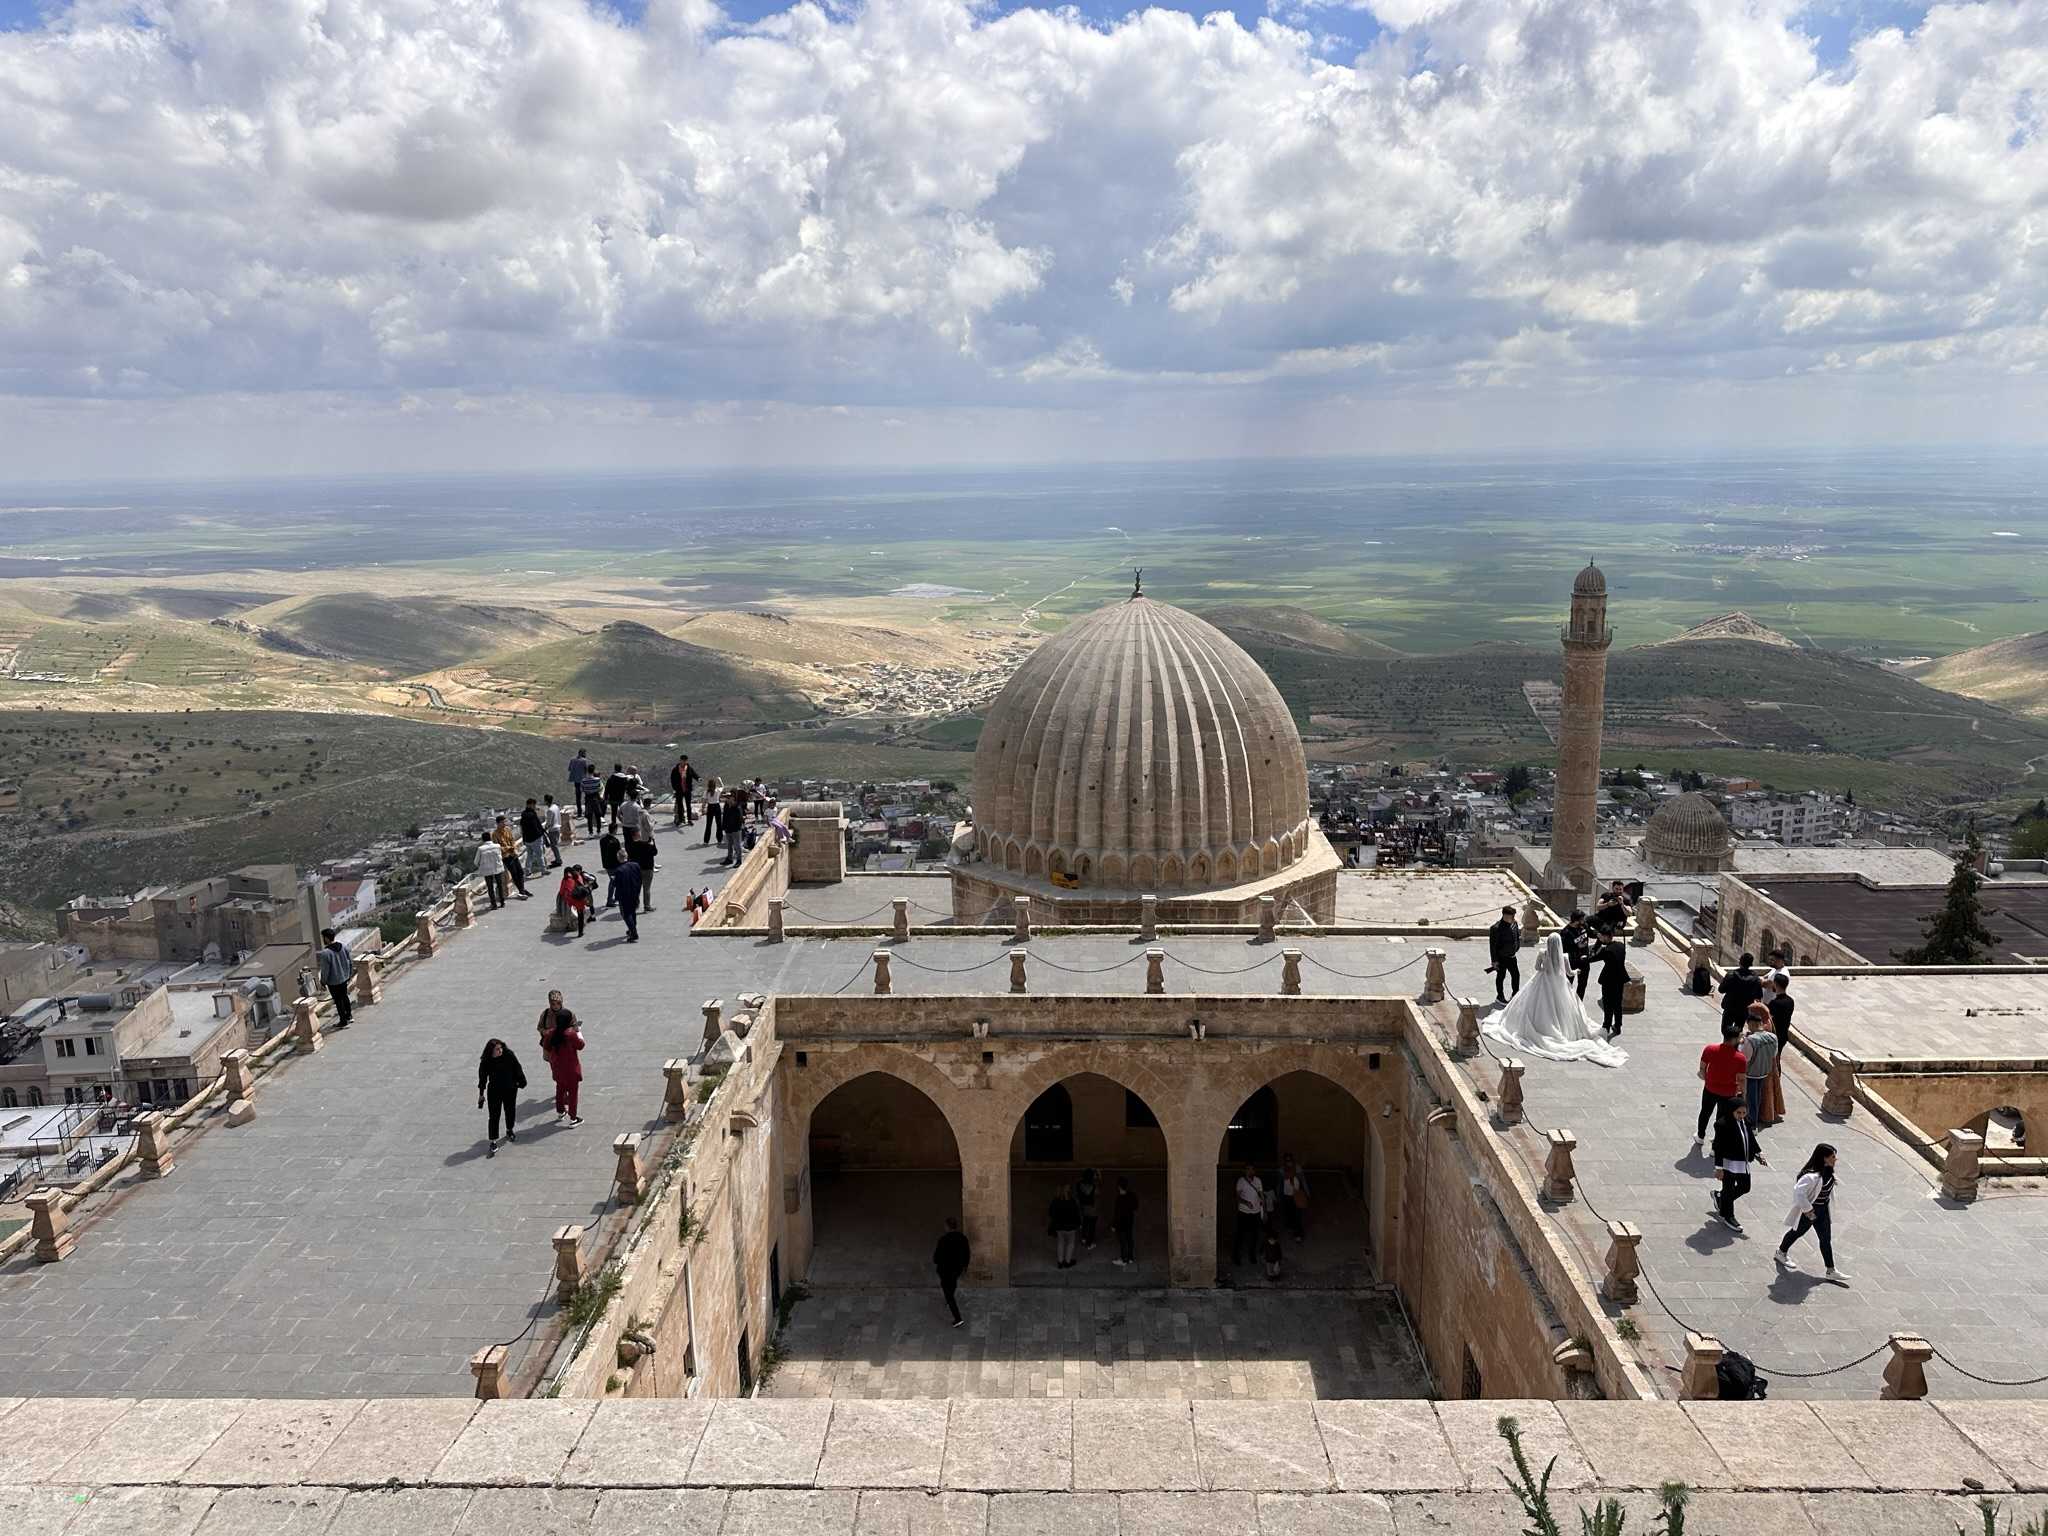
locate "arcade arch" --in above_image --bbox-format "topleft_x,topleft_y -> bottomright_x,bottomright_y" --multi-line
1214,1069 -> 1380,1287
1009,1071 -> 1170,1284
804,1070 -> 963,1286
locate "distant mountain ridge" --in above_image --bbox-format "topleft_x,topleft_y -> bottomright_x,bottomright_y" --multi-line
1911,630 -> 2048,718
1204,604 -> 1403,658
1655,611 -> 1797,649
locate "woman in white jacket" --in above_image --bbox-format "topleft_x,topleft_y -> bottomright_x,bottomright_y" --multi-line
1775,1143 -> 1847,1284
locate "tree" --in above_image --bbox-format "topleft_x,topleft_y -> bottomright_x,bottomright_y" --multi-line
1503,763 -> 1533,797
1895,832 -> 1999,964
2013,820 -> 2048,861
2016,797 -> 2048,828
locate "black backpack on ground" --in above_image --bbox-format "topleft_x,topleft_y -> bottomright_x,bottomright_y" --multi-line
1716,1350 -> 1768,1399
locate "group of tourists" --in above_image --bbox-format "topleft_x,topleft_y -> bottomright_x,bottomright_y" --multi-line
1230,1156 -> 1311,1283
1042,1168 -> 1142,1272
474,989 -> 587,1158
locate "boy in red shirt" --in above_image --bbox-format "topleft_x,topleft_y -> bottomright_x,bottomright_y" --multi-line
1695,1019 -> 1747,1158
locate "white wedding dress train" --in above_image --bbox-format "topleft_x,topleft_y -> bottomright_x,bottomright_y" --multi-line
1481,934 -> 1627,1067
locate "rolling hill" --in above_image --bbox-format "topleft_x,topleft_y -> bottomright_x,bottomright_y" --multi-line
1206,604 -> 1403,658
1911,631 -> 2048,719
253,593 -> 579,676
668,609 -> 964,668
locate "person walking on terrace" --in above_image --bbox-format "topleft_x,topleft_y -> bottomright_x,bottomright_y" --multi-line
1718,952 -> 1763,1029
610,858 -> 643,941
317,928 -> 353,1029
557,864 -> 594,937
933,1216 -> 970,1328
603,762 -> 632,828
1232,1164 -> 1265,1267
1595,932 -> 1629,1036
1049,1184 -> 1081,1269
493,815 -> 531,900
477,1037 -> 527,1158
519,799 -> 547,878
1740,1002 -> 1779,1133
537,992 -> 583,1125
1776,1143 -> 1848,1283
542,794 -> 564,867
1710,1098 -> 1765,1231
670,754 -> 696,827
1695,1018 -> 1747,1158
1560,910 -> 1592,1000
721,788 -> 747,867
701,777 -> 723,846
1762,970 -> 1795,1126
1280,1153 -> 1310,1242
475,835 -> 508,910
1486,905 -> 1521,1005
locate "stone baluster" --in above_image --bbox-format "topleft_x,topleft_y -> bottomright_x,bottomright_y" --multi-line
872,951 -> 893,995
1496,1057 -> 1525,1126
1632,896 -> 1658,946
1820,1051 -> 1856,1117
1013,897 -> 1032,945
415,912 -> 437,957
1543,1129 -> 1578,1202
701,999 -> 723,1051
468,1345 -> 508,1400
352,954 -> 382,1008
1600,1220 -> 1643,1304
221,1047 -> 255,1102
1009,949 -> 1028,994
1880,1333 -> 1934,1400
768,899 -> 785,943
613,1133 -> 645,1204
1258,895 -> 1276,944
662,1059 -> 692,1121
1520,898 -> 1543,944
1686,941 -> 1713,984
1453,997 -> 1481,1058
1680,1332 -> 1725,1400
291,996 -> 323,1054
26,1192 -> 74,1263
1145,950 -> 1166,995
892,898 -> 910,943
453,884 -> 476,928
1941,1129 -> 1983,1204
135,1110 -> 175,1178
1281,948 -> 1302,996
1140,895 -> 1158,942
553,1224 -> 586,1303
1421,948 -> 1447,1004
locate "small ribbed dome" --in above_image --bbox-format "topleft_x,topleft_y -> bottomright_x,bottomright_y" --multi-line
972,596 -> 1310,890
1573,561 -> 1606,596
1647,792 -> 1731,861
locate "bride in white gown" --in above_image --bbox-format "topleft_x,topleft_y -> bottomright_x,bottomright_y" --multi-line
1481,933 -> 1627,1067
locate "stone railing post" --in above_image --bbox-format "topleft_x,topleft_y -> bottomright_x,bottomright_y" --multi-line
1680,1332 -> 1725,1400
1453,997 -> 1481,1058
135,1110 -> 176,1178
1140,895 -> 1158,942
1421,948 -> 1447,1004
872,951 -> 892,995
1941,1129 -> 1983,1203
26,1192 -> 74,1263
1145,949 -> 1165,995
1497,1058 -> 1525,1126
221,1047 -> 255,1101
415,912 -> 437,957
469,1345 -> 508,1400
1520,898 -> 1543,945
1258,895 -> 1276,944
613,1133 -> 645,1204
1881,1333 -> 1933,1400
1632,896 -> 1658,946
1600,1220 -> 1642,1304
1281,948 -> 1302,995
1009,949 -> 1028,994
1013,897 -> 1032,945
1686,941 -> 1712,984
1544,1129 -> 1578,1202
291,996 -> 323,1054
453,884 -> 476,928
553,1224 -> 586,1303
352,954 -> 382,1008
662,1059 -> 692,1121
767,899 -> 785,943
701,999 -> 723,1052
1821,1051 -> 1856,1117
892,898 -> 910,943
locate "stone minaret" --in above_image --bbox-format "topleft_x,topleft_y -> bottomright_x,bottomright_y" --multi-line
1547,561 -> 1611,898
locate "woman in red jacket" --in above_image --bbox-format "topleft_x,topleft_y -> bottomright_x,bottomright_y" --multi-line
537,990 -> 584,1126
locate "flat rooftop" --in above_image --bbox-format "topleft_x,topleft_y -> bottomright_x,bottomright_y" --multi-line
1752,877 -> 2048,964
1786,970 -> 2048,1062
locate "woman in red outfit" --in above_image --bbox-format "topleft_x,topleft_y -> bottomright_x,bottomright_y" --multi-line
537,990 -> 584,1125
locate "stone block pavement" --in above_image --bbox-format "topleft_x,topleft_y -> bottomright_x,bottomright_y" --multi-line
762,1287 -> 1428,1400
1431,938 -> 2048,1400
1,1394 -> 2045,1533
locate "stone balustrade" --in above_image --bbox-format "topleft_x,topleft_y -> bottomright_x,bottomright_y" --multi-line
1600,1220 -> 1642,1304
1941,1128 -> 1984,1203
1453,997 -> 1481,1057
1010,949 -> 1028,994
872,950 -> 892,995
892,898 -> 910,943
612,1133 -> 645,1204
1013,896 -> 1032,944
1496,1056 -> 1526,1125
1281,948 -> 1302,995
1543,1128 -> 1578,1202
1421,947 -> 1448,1003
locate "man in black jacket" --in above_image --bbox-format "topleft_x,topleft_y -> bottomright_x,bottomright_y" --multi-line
1718,953 -> 1764,1028
1560,911 -> 1592,999
1486,905 -> 1521,1004
669,754 -> 696,827
933,1217 -> 970,1328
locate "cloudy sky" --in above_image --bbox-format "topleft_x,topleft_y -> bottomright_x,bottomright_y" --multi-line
0,0 -> 2042,478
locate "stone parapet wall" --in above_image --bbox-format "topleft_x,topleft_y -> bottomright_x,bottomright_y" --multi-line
1713,874 -> 1871,968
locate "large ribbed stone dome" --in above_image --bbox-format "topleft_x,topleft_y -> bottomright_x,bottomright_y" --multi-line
1645,791 -> 1733,872
972,595 -> 1310,890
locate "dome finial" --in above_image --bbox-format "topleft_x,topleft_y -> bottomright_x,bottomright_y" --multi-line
1132,567 -> 1143,599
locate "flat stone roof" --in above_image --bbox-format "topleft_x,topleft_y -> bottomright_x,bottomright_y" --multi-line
1786,970 -> 2048,1063
1744,877 -> 2048,964
1330,869 -> 1529,927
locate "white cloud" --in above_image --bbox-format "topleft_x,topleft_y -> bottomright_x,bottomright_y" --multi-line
0,0 -> 2044,470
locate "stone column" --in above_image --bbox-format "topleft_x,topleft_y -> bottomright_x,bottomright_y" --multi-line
1600,1220 -> 1642,1304
1543,1129 -> 1577,1202
135,1110 -> 175,1178
1281,949 -> 1302,996
701,999 -> 723,1052
453,884 -> 476,928
1821,1051 -> 1856,1117
613,1133 -> 645,1204
1520,898 -> 1543,945
291,996 -> 323,1054
1680,1332 -> 1725,1400
352,954 -> 381,1007
1421,948 -> 1447,1004
662,1060 -> 692,1122
1453,998 -> 1480,1058
415,912 -> 437,957
1631,896 -> 1658,946
1140,895 -> 1158,942
1167,1128 -> 1217,1288
468,1345 -> 508,1400
892,899 -> 910,943
1881,1334 -> 1934,1400
221,1047 -> 255,1101
1941,1129 -> 1984,1203
1013,897 -> 1032,945
26,1192 -> 74,1263
1549,567 -> 1612,898
553,1225 -> 586,1303
1009,949 -> 1028,994
1145,950 -> 1166,994
957,1125 -> 1009,1285
767,900 -> 785,943
1258,895 -> 1276,944
1496,1058 -> 1525,1126
872,951 -> 893,996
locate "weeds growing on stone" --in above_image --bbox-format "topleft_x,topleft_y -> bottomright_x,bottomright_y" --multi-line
1498,1417 -> 1691,1536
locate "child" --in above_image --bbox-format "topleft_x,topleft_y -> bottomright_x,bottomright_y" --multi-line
558,865 -> 594,937
1262,1223 -> 1284,1282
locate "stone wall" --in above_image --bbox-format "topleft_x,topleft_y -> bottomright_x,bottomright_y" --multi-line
1861,1069 -> 2048,1162
950,861 -> 1339,928
1712,874 -> 1866,967
704,833 -> 788,928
